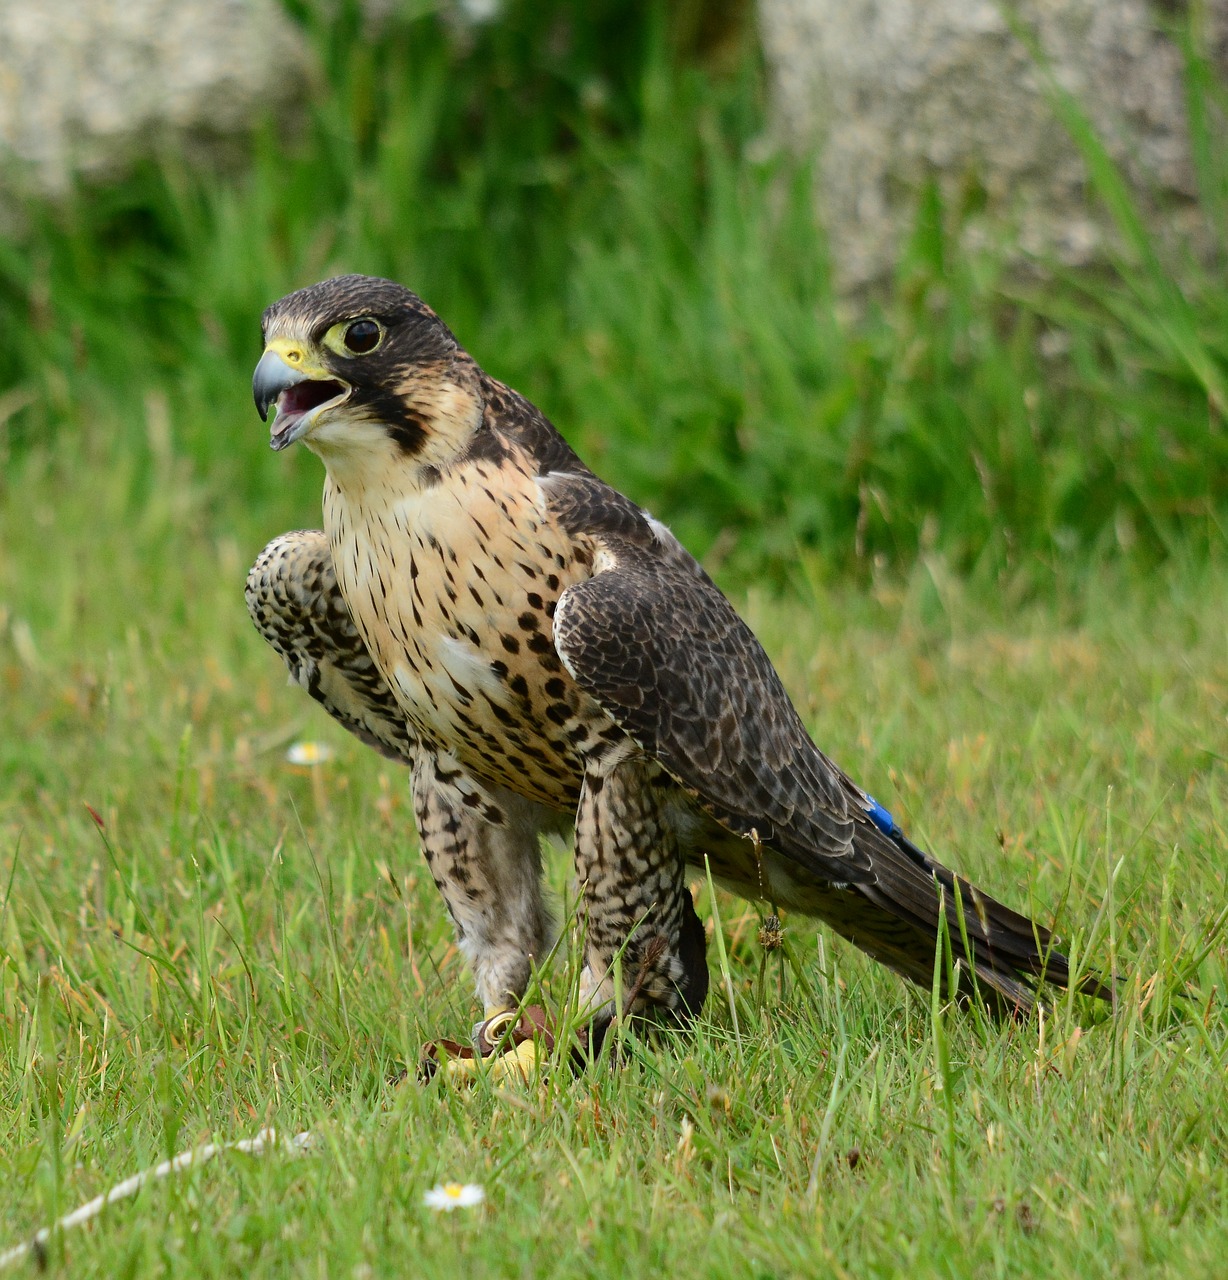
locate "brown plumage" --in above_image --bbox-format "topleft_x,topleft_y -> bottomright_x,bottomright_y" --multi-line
246,274 -> 1106,1054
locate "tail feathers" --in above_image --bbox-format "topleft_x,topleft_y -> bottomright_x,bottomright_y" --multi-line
843,819 -> 1111,1017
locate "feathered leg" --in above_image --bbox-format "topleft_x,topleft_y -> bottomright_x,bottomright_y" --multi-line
574,756 -> 708,1042
409,753 -> 558,1082
410,751 -> 553,1013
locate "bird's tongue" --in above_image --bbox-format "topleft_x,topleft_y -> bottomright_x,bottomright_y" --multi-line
270,379 -> 346,445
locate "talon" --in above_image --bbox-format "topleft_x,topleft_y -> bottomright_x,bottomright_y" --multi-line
419,1005 -> 589,1084
425,1028 -> 538,1086
426,1037 -> 538,1086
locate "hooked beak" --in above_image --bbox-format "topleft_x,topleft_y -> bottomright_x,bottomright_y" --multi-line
253,348 -> 350,451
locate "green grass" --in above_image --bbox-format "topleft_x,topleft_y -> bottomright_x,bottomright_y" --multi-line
1,429 -> 1226,1276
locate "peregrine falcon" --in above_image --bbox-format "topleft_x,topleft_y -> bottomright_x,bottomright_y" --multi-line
247,275 -> 1104,1078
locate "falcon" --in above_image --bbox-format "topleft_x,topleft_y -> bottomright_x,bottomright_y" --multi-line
247,275 -> 1104,1079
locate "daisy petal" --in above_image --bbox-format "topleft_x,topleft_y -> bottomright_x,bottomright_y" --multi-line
423,1182 -> 485,1211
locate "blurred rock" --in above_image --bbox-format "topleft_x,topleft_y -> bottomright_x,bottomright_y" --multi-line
0,0 -> 312,198
758,0 -> 1228,290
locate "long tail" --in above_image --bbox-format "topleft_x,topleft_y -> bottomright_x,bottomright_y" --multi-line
826,803 -> 1112,1016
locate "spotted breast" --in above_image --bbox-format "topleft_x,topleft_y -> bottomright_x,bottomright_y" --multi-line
323,438 -> 615,809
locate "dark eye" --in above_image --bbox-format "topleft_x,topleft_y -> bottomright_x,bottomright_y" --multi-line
343,319 -> 381,354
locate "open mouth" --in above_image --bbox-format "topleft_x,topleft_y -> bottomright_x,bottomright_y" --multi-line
270,379 -> 349,450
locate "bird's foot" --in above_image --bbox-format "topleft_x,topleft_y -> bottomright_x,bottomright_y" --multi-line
433,1037 -> 541,1086
420,1005 -> 582,1085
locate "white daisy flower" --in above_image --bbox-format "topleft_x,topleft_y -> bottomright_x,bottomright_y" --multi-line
423,1182 -> 485,1212
286,741 -> 334,766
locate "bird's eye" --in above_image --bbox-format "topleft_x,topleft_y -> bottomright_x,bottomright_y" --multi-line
343,319 -> 382,354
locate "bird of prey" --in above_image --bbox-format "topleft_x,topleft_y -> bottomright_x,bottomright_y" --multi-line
247,275 -> 1103,1079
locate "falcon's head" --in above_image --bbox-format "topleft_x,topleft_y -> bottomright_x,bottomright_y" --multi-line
253,275 -> 479,464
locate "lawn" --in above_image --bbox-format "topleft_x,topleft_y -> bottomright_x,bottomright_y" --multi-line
1,428 -> 1226,1277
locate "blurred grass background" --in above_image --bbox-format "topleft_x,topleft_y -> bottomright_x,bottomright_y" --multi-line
1,0 -> 1224,588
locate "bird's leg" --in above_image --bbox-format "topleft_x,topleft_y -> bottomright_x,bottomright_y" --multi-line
573,757 -> 709,1052
410,753 -> 552,1008
411,753 -> 554,1084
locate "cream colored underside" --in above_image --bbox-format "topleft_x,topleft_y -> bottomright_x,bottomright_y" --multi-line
321,437 -> 595,807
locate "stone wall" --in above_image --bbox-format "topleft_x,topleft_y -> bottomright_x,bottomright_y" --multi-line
0,0 -> 311,197
758,0 -> 1227,289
